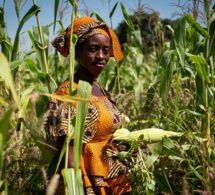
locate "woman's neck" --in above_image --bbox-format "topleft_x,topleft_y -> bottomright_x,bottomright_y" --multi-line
74,64 -> 97,85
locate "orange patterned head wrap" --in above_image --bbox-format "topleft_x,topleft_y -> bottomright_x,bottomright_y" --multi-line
51,16 -> 123,62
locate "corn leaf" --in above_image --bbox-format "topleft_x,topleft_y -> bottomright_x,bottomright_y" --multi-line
186,53 -> 210,83
26,30 -> 43,69
109,2 -> 118,19
90,12 -> 105,22
62,168 -> 83,195
159,50 -> 175,106
186,13 -> 208,38
54,134 -> 68,174
135,79 -> 144,110
120,2 -> 134,30
9,60 -> 23,70
12,0 -> 20,19
154,173 -> 172,193
161,138 -> 184,160
186,27 -> 200,53
18,85 -> 35,118
145,141 -> 163,168
11,4 -> 41,61
74,81 -> 91,193
174,15 -> 186,67
0,180 -> 4,189
53,0 -> 60,32
32,25 -> 50,67
41,93 -> 90,104
0,4 -> 12,59
131,30 -> 142,52
195,72 -> 205,106
209,20 -> 215,57
144,82 -> 159,108
0,106 -> 15,169
98,57 -> 115,88
0,52 -> 20,108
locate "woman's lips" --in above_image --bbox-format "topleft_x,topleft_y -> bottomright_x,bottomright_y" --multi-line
94,62 -> 105,68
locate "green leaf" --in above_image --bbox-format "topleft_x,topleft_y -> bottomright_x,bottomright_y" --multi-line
0,106 -> 15,169
11,4 -> 41,61
145,141 -> 163,168
182,160 -> 204,180
54,136 -> 68,174
26,30 -> 43,69
0,96 -> 8,107
61,168 -> 84,195
186,13 -> 208,38
209,20 -> 215,57
135,79 -> 144,110
0,180 -> 4,189
144,82 -> 159,108
54,0 -> 60,32
186,53 -> 210,83
32,25 -> 50,67
41,93 -> 90,104
195,72 -> 205,106
90,12 -> 105,22
161,138 -> 184,160
109,2 -> 118,19
204,0 -> 210,19
12,0 -> 20,19
0,52 -> 20,108
0,4 -> 12,59
159,50 -> 175,106
120,2 -> 134,30
74,81 -> 92,170
174,15 -> 186,67
131,30 -> 142,52
98,58 -> 115,87
18,85 -> 35,118
9,60 -> 23,70
187,27 -> 200,53
154,173 -> 172,193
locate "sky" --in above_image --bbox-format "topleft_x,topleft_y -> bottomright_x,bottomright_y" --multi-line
2,0 -> 187,51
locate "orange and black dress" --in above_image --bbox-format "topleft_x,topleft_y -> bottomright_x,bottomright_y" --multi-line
44,79 -> 132,195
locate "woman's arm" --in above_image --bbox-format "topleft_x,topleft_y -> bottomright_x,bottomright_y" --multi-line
57,136 -> 74,169
68,141 -> 74,168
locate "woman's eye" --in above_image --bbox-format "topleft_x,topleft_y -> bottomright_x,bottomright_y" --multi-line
88,47 -> 97,52
103,48 -> 110,54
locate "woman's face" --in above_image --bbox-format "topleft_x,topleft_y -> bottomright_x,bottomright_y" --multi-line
77,34 -> 111,78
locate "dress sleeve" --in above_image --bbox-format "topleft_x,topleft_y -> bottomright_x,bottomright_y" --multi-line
44,97 -> 99,147
44,97 -> 76,147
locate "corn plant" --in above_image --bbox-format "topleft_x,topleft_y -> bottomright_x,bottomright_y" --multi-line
2,0 -> 215,194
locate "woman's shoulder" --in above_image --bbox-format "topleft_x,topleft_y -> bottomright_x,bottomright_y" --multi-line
54,79 -> 78,95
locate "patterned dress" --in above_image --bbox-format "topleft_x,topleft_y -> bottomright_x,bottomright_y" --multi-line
44,79 -> 132,195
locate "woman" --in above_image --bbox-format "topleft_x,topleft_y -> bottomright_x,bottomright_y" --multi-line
44,16 -> 132,195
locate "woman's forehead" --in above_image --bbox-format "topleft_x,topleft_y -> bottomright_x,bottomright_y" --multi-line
84,34 -> 111,45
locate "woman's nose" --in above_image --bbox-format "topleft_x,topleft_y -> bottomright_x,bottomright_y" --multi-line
96,50 -> 104,58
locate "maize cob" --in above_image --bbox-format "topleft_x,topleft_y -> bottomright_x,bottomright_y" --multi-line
113,128 -> 183,143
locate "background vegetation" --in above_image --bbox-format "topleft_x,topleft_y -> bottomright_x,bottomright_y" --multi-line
0,0 -> 215,194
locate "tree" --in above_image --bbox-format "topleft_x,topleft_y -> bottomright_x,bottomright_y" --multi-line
115,12 -> 175,57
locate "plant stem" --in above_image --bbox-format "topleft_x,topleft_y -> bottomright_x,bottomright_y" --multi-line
202,0 -> 211,184
32,0 -> 52,94
174,64 -> 180,124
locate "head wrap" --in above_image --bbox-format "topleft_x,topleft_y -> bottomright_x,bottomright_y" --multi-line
52,16 -> 123,62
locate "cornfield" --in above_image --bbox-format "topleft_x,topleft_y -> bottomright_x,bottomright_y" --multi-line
0,0 -> 215,194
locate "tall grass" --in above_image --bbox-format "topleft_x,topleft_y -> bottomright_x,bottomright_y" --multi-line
1,0 -> 215,194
